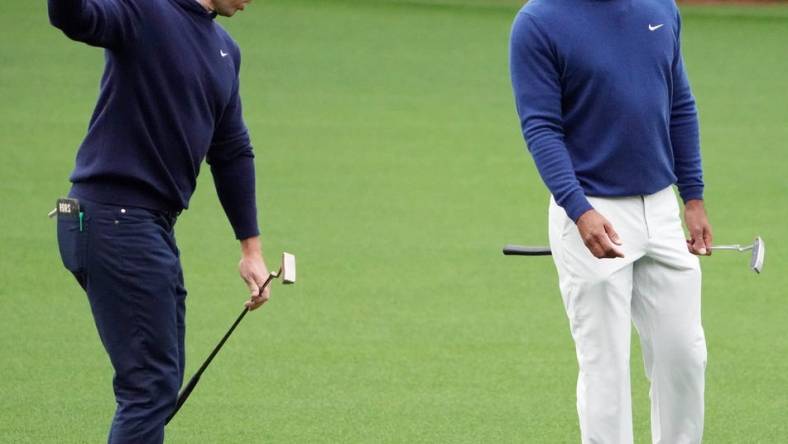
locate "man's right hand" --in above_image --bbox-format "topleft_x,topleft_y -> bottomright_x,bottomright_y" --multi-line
575,209 -> 625,259
238,236 -> 271,311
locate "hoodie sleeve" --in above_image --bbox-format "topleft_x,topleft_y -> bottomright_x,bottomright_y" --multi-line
510,12 -> 592,221
48,0 -> 140,49
207,46 -> 259,240
669,9 -> 704,202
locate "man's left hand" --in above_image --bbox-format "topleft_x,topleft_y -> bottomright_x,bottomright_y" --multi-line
684,199 -> 712,256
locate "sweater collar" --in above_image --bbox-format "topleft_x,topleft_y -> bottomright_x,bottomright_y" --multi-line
170,0 -> 217,20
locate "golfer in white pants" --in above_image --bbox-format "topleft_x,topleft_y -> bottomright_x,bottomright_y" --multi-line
510,1 -> 713,443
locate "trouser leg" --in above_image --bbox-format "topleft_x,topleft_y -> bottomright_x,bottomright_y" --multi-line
549,197 -> 646,444
567,267 -> 635,444
62,201 -> 183,444
631,189 -> 706,444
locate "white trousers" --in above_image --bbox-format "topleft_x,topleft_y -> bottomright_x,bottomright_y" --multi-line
548,186 -> 706,444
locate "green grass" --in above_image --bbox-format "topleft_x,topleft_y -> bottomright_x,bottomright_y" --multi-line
1,1 -> 786,442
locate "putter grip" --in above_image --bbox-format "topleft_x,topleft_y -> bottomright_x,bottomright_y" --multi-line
502,245 -> 552,256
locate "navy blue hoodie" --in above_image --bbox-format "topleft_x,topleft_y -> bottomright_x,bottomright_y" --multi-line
49,0 -> 258,239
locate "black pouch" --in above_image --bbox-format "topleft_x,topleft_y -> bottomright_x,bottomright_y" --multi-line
56,198 -> 87,274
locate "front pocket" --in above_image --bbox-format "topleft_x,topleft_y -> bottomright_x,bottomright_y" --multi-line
56,216 -> 86,273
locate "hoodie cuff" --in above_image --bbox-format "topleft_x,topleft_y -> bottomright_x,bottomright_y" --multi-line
679,184 -> 704,203
561,188 -> 594,222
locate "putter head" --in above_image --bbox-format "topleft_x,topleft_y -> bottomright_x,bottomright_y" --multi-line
281,252 -> 296,284
750,237 -> 765,274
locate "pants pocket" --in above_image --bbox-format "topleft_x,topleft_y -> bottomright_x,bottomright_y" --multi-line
57,215 -> 86,274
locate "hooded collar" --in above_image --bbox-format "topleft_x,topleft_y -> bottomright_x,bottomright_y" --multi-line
170,0 -> 218,20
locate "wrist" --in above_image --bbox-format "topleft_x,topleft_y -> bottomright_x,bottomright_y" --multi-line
684,199 -> 705,210
575,208 -> 597,225
239,236 -> 262,258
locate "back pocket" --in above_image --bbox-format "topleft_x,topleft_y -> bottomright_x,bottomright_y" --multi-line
57,216 -> 86,274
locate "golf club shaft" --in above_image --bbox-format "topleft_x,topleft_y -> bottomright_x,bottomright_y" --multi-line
711,245 -> 751,251
504,244 -> 754,255
165,271 -> 278,425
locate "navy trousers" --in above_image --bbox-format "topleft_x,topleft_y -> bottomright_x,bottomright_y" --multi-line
57,197 -> 186,443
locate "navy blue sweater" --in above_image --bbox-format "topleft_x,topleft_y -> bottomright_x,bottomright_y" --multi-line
510,0 -> 703,221
49,0 -> 258,239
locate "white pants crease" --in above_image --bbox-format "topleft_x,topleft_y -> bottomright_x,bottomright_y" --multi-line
548,186 -> 706,444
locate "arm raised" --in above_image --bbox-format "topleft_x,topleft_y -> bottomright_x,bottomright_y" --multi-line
48,0 -> 140,49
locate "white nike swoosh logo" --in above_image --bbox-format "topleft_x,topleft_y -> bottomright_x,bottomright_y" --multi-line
220,50 -> 229,57
648,24 -> 664,31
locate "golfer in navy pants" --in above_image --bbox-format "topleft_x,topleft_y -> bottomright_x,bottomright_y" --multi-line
49,0 -> 270,442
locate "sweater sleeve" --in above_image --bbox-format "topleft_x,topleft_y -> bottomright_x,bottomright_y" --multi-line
509,13 -> 592,222
207,48 -> 259,240
48,0 -> 139,49
670,10 -> 704,202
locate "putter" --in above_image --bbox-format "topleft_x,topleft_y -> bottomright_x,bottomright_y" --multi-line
712,236 -> 765,273
503,236 -> 765,273
166,252 -> 297,425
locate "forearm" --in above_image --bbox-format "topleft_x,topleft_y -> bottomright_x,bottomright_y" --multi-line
210,154 -> 259,240
527,135 -> 592,221
514,73 -> 592,220
671,100 -> 703,202
670,11 -> 704,203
